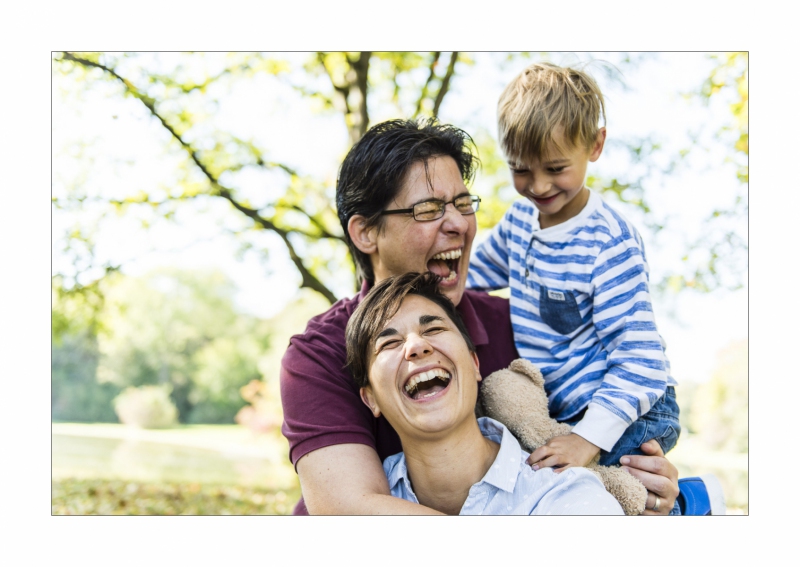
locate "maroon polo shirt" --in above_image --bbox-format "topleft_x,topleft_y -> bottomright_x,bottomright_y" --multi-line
279,281 -> 518,514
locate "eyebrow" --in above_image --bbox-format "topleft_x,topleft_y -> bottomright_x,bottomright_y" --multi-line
374,314 -> 445,341
376,327 -> 399,340
410,192 -> 471,205
508,158 -> 570,168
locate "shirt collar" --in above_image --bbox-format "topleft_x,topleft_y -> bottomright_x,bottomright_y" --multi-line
384,453 -> 409,492
383,418 -> 523,502
476,417 -> 525,493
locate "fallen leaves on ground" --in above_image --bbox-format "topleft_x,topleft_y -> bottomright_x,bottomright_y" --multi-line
52,478 -> 301,515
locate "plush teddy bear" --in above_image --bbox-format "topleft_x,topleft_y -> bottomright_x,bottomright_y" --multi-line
478,358 -> 647,515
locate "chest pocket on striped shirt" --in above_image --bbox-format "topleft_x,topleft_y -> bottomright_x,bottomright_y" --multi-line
539,285 -> 582,335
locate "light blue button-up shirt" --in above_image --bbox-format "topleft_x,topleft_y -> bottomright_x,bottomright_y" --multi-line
383,417 -> 623,515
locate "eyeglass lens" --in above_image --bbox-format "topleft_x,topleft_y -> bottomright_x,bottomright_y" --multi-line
414,196 -> 479,221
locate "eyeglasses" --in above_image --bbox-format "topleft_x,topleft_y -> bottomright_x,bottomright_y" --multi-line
380,195 -> 481,222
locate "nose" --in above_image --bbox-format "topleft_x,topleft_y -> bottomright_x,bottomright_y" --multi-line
440,202 -> 469,234
530,174 -> 551,196
404,333 -> 433,360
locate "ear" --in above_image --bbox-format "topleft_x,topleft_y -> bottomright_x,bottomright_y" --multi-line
588,127 -> 606,162
348,215 -> 378,255
359,386 -> 381,418
471,351 -> 482,382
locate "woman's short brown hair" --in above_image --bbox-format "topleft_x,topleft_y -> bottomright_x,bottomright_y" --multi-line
345,272 -> 475,389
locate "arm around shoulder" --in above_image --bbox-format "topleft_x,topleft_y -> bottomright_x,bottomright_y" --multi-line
296,443 -> 443,515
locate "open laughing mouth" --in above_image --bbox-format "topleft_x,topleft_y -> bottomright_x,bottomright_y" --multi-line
426,248 -> 462,284
404,368 -> 452,400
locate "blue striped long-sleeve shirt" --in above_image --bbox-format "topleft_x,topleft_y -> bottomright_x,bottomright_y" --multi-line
468,191 -> 676,451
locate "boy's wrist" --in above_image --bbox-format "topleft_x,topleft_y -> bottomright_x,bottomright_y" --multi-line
568,433 -> 600,463
570,404 -> 629,451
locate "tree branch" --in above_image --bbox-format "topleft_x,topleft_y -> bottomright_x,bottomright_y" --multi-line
432,52 -> 459,117
414,52 -> 441,118
151,58 -> 255,94
351,51 -> 371,141
317,52 -> 351,115
281,204 -> 345,242
60,52 -> 338,304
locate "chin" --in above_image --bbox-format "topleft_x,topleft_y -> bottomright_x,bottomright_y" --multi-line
441,286 -> 465,306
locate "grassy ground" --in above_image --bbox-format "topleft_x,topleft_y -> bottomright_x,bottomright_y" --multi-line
52,478 -> 301,515
669,433 -> 748,514
52,422 -> 301,515
52,422 -> 748,515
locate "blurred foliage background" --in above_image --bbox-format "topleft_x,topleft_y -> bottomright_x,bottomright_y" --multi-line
51,51 -> 747,514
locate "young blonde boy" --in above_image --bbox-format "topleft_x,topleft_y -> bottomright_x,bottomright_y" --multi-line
468,62 -> 680,471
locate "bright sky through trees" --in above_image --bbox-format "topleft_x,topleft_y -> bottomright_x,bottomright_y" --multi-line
52,52 -> 747,385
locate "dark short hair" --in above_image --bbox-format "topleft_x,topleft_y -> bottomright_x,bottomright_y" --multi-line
346,272 -> 476,389
336,118 -> 479,284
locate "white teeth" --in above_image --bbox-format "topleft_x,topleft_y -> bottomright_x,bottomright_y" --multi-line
432,249 -> 462,261
404,368 -> 451,393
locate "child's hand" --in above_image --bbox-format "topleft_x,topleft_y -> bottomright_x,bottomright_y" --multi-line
526,433 -> 600,472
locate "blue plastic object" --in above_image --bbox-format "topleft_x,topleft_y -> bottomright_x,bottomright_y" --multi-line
677,475 -> 726,515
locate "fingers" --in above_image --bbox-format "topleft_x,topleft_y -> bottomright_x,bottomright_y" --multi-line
620,453 -> 677,482
639,438 -> 665,457
621,464 -> 678,515
527,446 -> 552,466
533,454 -> 569,471
527,447 -> 569,472
621,443 -> 679,513
623,464 -> 668,495
639,491 -> 669,516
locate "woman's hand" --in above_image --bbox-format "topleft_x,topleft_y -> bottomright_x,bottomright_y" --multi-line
620,439 -> 680,515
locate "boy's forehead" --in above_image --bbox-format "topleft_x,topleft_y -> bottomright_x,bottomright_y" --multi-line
508,125 -> 582,165
513,137 -> 586,166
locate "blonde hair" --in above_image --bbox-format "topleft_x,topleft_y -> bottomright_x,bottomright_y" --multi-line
497,62 -> 606,163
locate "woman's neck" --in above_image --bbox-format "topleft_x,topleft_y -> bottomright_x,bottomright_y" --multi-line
400,419 -> 500,515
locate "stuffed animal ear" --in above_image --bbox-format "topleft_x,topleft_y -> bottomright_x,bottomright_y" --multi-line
509,358 -> 545,388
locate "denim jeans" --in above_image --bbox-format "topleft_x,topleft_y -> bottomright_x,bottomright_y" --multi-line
599,386 -> 680,466
564,386 -> 681,466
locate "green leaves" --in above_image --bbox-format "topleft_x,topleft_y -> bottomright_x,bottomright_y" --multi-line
90,269 -> 272,424
54,51 -> 748,305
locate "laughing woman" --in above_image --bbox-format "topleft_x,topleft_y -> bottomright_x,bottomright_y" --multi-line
345,272 -> 622,515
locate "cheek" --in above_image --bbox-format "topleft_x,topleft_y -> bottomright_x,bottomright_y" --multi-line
465,215 -> 478,238
568,169 -> 586,188
370,351 -> 400,385
404,227 -> 438,258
